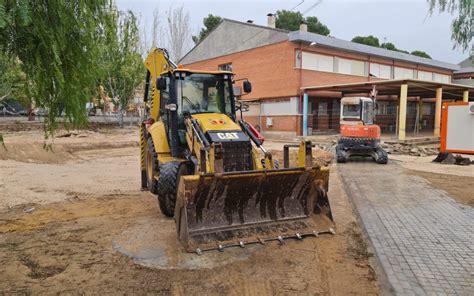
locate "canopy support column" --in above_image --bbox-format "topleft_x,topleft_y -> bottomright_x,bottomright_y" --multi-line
398,84 -> 408,141
434,88 -> 443,137
303,92 -> 308,136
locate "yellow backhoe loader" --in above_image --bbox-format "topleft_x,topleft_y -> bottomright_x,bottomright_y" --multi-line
140,48 -> 335,254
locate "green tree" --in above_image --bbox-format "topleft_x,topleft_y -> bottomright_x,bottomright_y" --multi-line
410,50 -> 432,59
192,14 -> 222,44
306,16 -> 330,36
275,10 -> 330,35
380,42 -> 397,50
351,35 -> 380,47
0,52 -> 29,108
428,0 -> 472,50
100,9 -> 144,128
0,0 -> 111,136
380,42 -> 409,54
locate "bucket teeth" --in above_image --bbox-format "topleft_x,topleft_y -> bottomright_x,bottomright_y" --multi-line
239,241 -> 245,248
329,228 -> 336,235
296,233 -> 303,240
196,248 -> 202,255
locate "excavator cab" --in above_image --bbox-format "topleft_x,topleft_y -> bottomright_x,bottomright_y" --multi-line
340,97 -> 374,125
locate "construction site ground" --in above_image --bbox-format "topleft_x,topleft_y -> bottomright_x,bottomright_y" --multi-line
0,127 -> 378,294
1,126 -> 472,294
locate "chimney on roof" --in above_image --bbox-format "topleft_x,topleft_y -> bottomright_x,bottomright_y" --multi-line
246,20 -> 254,24
267,13 -> 276,28
300,21 -> 308,32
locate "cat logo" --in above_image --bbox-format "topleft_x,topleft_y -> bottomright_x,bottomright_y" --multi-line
216,132 -> 239,140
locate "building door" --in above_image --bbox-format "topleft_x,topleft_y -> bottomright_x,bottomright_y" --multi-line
312,98 -> 340,131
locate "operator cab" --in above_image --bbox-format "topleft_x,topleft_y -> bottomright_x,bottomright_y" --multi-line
340,97 -> 374,125
157,71 -> 236,119
155,69 -> 252,153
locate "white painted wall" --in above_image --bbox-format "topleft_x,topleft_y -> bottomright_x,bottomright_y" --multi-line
446,103 -> 474,152
261,97 -> 299,115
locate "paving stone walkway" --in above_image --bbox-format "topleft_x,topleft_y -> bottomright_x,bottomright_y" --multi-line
338,162 -> 473,296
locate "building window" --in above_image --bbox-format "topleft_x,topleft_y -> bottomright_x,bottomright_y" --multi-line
336,58 -> 366,76
394,67 -> 415,79
302,52 -> 334,72
376,101 -> 389,115
318,102 -> 329,115
422,103 -> 435,115
370,63 -> 392,79
433,73 -> 451,83
261,98 -> 298,115
218,63 -> 232,72
295,50 -> 302,68
418,70 -> 433,81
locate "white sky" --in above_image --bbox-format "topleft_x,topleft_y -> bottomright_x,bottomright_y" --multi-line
117,0 -> 469,64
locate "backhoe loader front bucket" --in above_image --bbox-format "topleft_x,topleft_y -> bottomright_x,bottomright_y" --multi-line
175,167 -> 334,253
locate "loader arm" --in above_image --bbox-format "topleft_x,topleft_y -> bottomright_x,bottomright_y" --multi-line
143,48 -> 176,121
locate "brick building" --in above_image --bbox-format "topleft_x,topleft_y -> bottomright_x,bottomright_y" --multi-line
181,17 -> 461,138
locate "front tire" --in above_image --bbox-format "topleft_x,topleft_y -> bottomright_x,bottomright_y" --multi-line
156,162 -> 190,217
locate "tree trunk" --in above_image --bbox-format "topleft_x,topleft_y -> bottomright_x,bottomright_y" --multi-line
119,107 -> 124,128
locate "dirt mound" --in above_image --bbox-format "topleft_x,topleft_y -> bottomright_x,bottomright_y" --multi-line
0,128 -> 138,164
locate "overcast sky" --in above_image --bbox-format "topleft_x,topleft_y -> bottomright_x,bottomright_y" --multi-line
117,0 -> 469,64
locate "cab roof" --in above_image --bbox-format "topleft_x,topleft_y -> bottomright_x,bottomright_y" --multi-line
166,68 -> 233,75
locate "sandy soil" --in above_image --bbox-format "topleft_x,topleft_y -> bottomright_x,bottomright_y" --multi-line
0,127 -> 379,294
406,170 -> 474,207
0,128 -> 139,209
390,154 -> 474,177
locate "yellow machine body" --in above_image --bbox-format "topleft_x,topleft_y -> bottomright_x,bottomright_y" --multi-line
140,48 -> 334,253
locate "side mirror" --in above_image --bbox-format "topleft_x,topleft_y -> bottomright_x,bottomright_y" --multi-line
243,80 -> 252,93
156,77 -> 167,90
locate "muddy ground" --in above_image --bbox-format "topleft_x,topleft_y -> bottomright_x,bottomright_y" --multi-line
0,127 -> 379,294
406,170 -> 474,207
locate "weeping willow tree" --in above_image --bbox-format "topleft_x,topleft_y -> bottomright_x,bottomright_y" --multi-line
0,0 -> 143,138
428,0 -> 473,51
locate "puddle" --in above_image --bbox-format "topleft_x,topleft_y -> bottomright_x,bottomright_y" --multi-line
113,218 -> 262,270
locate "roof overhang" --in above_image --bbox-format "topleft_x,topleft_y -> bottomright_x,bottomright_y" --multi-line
301,79 -> 474,99
289,31 -> 460,72
454,67 -> 474,75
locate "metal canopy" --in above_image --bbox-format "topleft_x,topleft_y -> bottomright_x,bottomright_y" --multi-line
301,79 -> 474,99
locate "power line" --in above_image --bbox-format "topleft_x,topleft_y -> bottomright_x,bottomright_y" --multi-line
290,0 -> 305,12
301,0 -> 322,16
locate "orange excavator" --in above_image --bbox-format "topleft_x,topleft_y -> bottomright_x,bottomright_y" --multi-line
335,96 -> 388,164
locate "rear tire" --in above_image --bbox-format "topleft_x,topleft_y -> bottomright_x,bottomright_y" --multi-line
375,146 -> 388,164
156,162 -> 189,218
146,138 -> 159,194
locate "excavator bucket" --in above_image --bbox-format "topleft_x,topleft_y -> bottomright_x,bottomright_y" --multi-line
175,166 -> 334,253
